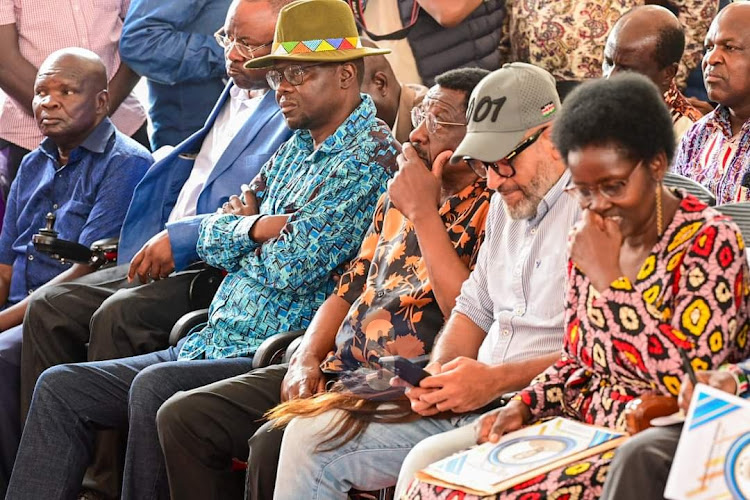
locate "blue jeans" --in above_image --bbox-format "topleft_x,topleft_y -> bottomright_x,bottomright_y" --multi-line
0,324 -> 23,498
273,409 -> 479,499
5,345 -> 254,500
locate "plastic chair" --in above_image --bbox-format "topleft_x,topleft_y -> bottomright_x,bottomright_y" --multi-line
664,172 -> 716,206
715,202 -> 750,241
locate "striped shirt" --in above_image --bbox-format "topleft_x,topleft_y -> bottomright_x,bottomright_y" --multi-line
0,0 -> 146,151
672,105 -> 750,204
454,170 -> 581,365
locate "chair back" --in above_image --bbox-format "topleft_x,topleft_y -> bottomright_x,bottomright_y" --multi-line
715,202 -> 750,242
664,172 -> 716,206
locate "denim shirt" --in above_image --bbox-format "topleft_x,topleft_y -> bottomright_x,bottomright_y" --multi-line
0,118 -> 152,304
120,0 -> 230,147
178,95 -> 399,360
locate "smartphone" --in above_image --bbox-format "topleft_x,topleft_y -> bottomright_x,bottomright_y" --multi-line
379,355 -> 431,387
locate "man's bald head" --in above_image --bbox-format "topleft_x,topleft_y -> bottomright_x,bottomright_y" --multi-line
702,1 -> 750,117
360,39 -> 401,127
603,5 -> 684,93
38,48 -> 108,91
32,48 -> 111,154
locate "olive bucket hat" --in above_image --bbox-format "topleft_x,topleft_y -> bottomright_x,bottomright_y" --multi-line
244,0 -> 390,69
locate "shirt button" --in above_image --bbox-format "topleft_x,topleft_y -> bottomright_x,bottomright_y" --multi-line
28,288 -> 35,295
52,203 -> 58,209
27,254 -> 34,261
502,329 -> 510,336
376,290 -> 385,298
515,307 -> 525,315
530,227 -> 537,235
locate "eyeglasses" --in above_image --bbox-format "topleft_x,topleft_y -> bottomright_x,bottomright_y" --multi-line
214,30 -> 271,59
564,160 -> 644,204
265,63 -> 331,90
464,126 -> 547,179
410,107 -> 466,135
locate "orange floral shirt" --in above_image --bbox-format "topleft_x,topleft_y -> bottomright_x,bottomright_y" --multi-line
320,179 -> 492,373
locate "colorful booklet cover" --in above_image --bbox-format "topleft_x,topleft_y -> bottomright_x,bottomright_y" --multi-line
665,384 -> 750,500
415,417 -> 627,496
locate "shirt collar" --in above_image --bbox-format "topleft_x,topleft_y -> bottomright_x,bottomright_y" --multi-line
706,105 -> 750,139
230,85 -> 267,105
297,93 -> 377,155
40,117 -> 115,160
528,169 -> 571,226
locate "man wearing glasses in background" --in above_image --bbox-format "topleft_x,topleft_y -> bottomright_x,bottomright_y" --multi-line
8,1 -> 397,499
271,62 -> 583,499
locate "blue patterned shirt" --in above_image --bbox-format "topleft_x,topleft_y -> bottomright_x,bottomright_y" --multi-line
179,95 -> 398,360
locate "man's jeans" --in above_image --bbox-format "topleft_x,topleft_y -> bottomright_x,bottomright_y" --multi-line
273,409 -> 479,499
6,344 -> 254,500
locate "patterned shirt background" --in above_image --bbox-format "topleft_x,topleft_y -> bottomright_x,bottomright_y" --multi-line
178,95 -> 398,360
664,81 -> 702,140
672,106 -> 750,204
519,195 -> 750,431
500,0 -> 716,85
320,180 -> 492,373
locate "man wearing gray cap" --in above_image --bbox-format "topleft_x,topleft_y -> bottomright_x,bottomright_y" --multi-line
272,62 -> 582,499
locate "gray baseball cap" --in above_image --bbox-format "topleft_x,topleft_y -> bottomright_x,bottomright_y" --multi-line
452,62 -> 561,164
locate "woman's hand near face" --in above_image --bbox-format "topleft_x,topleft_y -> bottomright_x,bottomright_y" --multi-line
569,209 -> 624,291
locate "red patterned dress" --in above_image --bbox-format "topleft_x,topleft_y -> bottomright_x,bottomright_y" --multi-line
404,194 -> 750,500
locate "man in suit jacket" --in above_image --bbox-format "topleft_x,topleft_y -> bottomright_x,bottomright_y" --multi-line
17,1 -> 291,497
18,0 -> 290,468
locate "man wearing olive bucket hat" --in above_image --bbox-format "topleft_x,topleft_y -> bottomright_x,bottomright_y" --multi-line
6,1 -> 400,500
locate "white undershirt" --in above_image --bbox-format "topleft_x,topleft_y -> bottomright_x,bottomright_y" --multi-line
167,87 -> 264,223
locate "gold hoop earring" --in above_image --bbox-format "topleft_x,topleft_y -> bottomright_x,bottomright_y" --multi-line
656,183 -> 664,236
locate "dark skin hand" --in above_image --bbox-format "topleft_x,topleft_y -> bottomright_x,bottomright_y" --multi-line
475,400 -> 532,444
568,209 -> 624,291
678,370 -> 737,413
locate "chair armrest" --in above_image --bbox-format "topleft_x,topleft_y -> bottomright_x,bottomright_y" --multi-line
252,329 -> 306,369
624,394 -> 679,434
168,308 -> 209,347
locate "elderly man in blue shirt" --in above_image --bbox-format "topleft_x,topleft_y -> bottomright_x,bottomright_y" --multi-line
6,1 -> 398,499
0,47 -> 151,497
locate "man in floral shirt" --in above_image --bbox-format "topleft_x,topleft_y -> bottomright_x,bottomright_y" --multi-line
156,67 -> 494,500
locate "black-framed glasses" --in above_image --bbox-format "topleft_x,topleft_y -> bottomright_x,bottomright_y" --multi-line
564,160 -> 644,204
214,29 -> 271,59
410,107 -> 466,134
265,62 -> 332,90
464,126 -> 547,179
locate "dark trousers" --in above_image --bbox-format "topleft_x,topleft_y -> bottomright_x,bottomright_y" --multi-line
6,346 -> 255,500
157,364 -> 289,500
601,425 -> 682,499
20,263 -> 205,499
0,325 -> 23,498
0,139 -> 30,199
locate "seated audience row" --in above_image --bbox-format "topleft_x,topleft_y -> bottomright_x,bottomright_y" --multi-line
0,0 -> 748,499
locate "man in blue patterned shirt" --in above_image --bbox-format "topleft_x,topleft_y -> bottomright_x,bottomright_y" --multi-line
7,2 -> 398,499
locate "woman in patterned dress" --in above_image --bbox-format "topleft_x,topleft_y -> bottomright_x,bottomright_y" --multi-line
403,73 -> 750,500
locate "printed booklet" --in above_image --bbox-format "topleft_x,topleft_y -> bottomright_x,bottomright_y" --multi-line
415,417 -> 627,496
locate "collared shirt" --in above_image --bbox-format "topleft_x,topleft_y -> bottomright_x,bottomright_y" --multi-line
320,179 -> 492,373
454,171 -> 581,366
0,118 -> 151,304
167,88 -> 264,222
672,106 -> 750,204
501,0 -> 715,85
178,95 -> 399,360
0,0 -> 147,151
664,81 -> 702,141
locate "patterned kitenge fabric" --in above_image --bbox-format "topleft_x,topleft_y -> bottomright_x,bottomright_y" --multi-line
320,179 -> 492,373
500,0 -> 716,86
672,105 -> 750,204
178,95 -> 398,360
664,81 -> 702,140
404,194 -> 750,499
